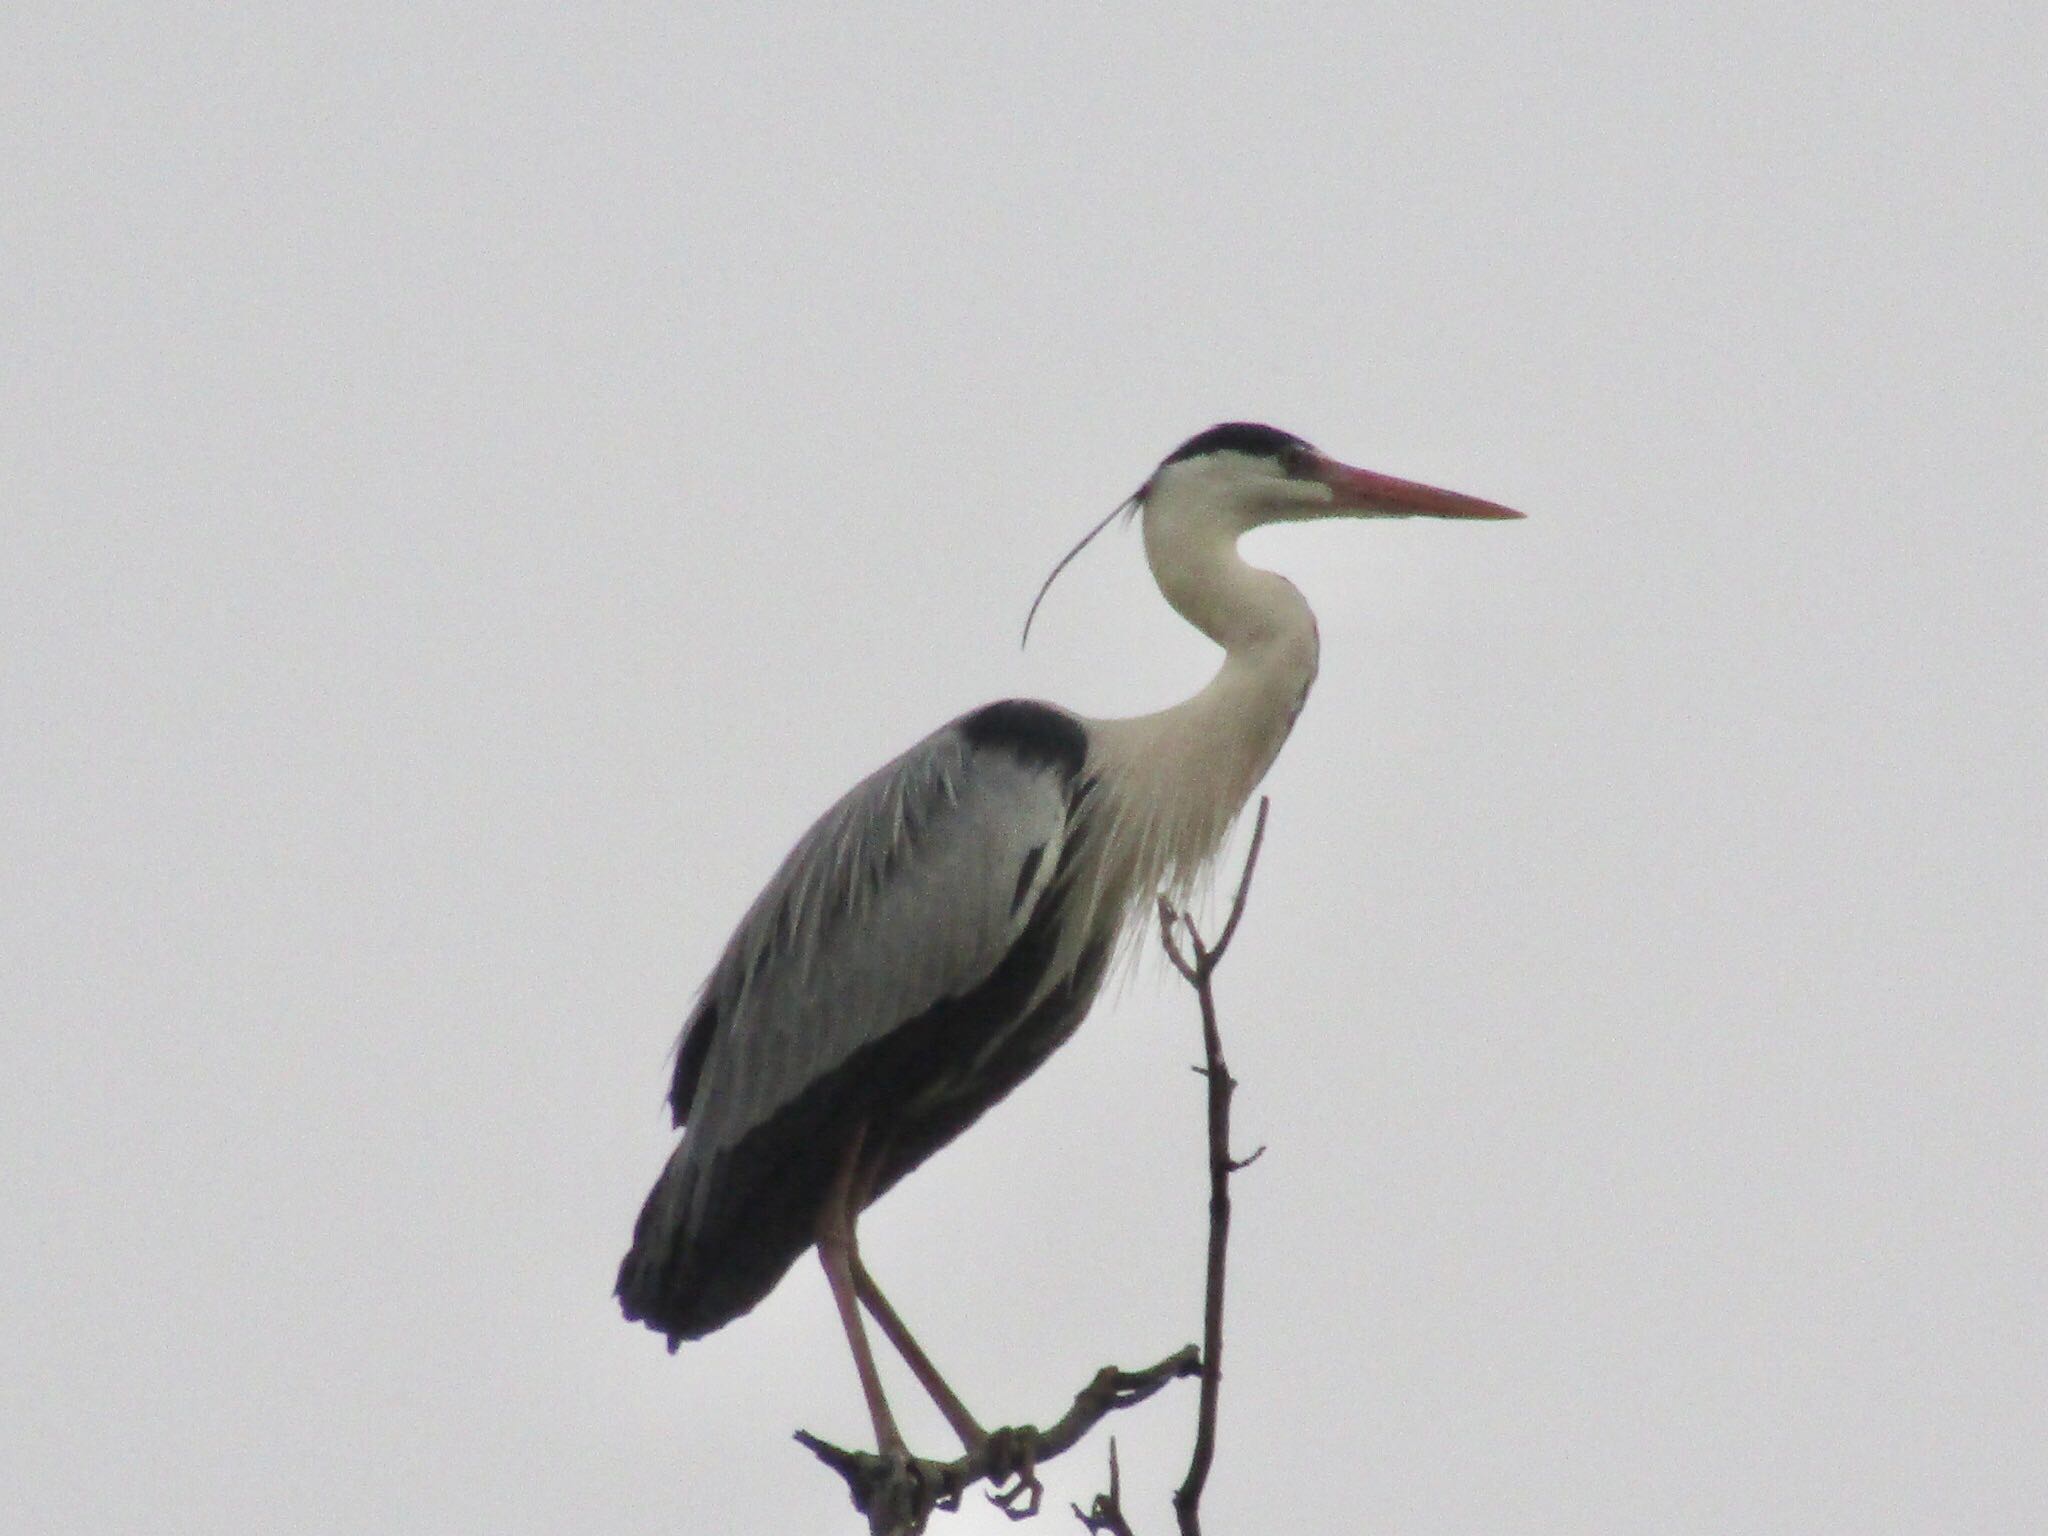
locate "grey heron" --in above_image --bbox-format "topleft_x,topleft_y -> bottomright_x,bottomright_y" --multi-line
617,422 -> 1523,1457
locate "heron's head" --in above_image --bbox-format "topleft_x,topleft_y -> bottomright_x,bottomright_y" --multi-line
1141,422 -> 1526,535
1022,422 -> 1523,645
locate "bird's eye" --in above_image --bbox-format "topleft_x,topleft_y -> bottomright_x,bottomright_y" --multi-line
1276,443 -> 1309,477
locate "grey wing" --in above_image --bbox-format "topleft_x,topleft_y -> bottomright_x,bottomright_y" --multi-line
670,719 -> 1074,1177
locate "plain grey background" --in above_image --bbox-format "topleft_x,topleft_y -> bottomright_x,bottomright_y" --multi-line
6,5 -> 2043,1533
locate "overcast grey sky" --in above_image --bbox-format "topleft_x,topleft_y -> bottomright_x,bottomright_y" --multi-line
5,4 -> 2044,1533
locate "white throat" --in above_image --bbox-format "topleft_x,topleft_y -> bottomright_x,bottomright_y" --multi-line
1062,501 -> 1322,968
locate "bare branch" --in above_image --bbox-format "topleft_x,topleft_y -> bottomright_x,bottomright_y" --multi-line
1208,796 -> 1271,966
1071,1440 -> 1136,1536
1156,896 -> 1196,982
1159,795 -> 1271,1536
797,1346 -> 1200,1536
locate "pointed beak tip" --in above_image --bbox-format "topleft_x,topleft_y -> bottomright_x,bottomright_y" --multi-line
1317,458 -> 1527,523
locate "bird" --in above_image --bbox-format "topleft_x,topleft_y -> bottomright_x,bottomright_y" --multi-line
616,422 -> 1523,1458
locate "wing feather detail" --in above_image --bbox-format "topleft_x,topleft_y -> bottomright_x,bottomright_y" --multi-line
669,718 -> 1077,1172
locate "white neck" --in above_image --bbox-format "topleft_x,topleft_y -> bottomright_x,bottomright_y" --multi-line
1066,505 -> 1321,960
1143,497 -> 1315,656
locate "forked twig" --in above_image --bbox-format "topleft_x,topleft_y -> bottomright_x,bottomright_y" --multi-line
1162,795 -> 1270,1536
1071,1439 -> 1137,1536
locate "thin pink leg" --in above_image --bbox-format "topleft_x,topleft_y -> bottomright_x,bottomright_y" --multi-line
851,1252 -> 988,1451
816,1127 -> 904,1457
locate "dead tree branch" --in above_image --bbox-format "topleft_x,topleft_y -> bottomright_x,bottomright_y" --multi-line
1155,794 -> 1270,1536
1071,1440 -> 1137,1536
797,1346 -> 1200,1536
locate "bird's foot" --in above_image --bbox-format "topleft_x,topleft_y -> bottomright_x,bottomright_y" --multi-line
793,1433 -> 959,1535
865,1448 -> 943,1536
979,1426 -> 1043,1521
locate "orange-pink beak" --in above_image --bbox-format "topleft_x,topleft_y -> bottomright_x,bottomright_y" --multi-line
1311,453 -> 1526,521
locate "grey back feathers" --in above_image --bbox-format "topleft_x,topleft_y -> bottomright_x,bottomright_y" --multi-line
657,705 -> 1086,1232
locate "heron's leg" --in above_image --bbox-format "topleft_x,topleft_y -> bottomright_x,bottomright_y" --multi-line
849,1250 -> 989,1451
816,1128 -> 905,1458
840,1153 -> 990,1451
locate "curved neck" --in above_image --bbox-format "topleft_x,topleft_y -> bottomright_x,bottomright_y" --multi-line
1071,508 -> 1322,935
1130,510 -> 1320,783
1143,505 -> 1313,655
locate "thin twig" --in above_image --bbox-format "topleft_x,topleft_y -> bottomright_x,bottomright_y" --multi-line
1208,797 -> 1270,966
1156,896 -> 1196,983
1071,1439 -> 1137,1536
1164,795 -> 1271,1536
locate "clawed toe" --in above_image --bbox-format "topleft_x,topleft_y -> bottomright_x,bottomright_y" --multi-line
980,1427 -> 1043,1521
